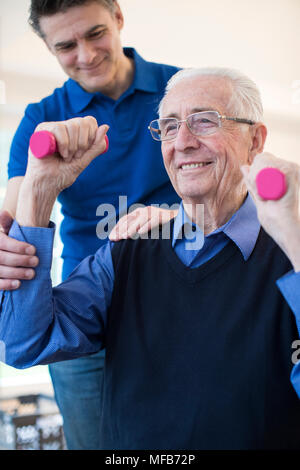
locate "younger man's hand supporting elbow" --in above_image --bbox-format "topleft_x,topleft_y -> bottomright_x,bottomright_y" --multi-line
16,117 -> 109,228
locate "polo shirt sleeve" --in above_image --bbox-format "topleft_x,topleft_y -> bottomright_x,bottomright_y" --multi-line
8,103 -> 45,179
0,221 -> 114,369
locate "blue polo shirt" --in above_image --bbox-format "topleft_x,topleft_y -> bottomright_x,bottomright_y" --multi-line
8,48 -> 180,278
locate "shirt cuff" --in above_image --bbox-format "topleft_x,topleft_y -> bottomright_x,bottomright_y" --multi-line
9,220 -> 56,276
276,270 -> 300,328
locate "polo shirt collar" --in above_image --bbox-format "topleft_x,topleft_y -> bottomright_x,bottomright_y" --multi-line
66,47 -> 159,113
172,194 -> 260,261
128,48 -> 159,93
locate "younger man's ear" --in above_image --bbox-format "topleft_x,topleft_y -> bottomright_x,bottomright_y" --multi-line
113,2 -> 124,29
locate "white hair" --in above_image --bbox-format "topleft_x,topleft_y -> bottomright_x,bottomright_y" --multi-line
158,67 -> 263,122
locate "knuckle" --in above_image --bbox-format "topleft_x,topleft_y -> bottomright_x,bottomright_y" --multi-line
35,121 -> 54,132
56,122 -> 69,135
84,116 -> 97,128
34,123 -> 45,132
18,268 -> 34,279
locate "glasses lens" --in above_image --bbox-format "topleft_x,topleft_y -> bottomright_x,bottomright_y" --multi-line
187,111 -> 220,136
149,118 -> 178,141
149,120 -> 161,141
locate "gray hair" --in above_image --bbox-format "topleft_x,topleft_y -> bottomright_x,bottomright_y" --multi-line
158,67 -> 263,122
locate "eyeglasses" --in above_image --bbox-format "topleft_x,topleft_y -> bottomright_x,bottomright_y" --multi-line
148,110 -> 255,142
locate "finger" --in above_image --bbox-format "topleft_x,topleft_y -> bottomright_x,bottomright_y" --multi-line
127,208 -> 154,237
126,208 -> 160,239
81,125 -> 109,166
117,209 -> 151,239
0,250 -> 39,268
73,117 -> 98,160
0,210 -> 14,234
0,279 -> 21,291
135,213 -> 167,238
0,232 -> 36,255
63,120 -> 80,161
0,265 -> 36,280
126,219 -> 144,239
50,123 -> 71,161
137,217 -> 156,235
86,117 -> 99,147
135,207 -> 159,235
110,207 -> 172,240
110,212 -> 140,240
137,208 -> 176,235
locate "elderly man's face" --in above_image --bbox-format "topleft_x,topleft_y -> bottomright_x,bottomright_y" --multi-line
161,76 -> 254,204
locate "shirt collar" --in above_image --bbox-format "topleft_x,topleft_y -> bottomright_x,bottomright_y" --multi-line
129,48 -> 159,93
172,203 -> 201,245
172,194 -> 260,261
66,48 -> 159,113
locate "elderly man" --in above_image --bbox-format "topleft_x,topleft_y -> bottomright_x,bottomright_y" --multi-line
1,67 -> 300,450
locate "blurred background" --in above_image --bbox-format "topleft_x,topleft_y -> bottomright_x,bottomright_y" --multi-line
0,0 -> 299,449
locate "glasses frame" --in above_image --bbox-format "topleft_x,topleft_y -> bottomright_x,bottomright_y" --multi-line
148,110 -> 256,142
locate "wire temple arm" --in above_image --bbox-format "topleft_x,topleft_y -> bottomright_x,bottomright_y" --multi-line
222,116 -> 255,125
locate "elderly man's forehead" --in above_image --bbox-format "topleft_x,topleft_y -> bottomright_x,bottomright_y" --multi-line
162,75 -> 234,116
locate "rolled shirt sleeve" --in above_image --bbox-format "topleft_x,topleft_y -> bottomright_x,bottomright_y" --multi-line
0,221 -> 114,369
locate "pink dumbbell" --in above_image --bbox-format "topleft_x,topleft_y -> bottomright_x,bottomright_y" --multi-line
255,167 -> 286,200
29,130 -> 109,159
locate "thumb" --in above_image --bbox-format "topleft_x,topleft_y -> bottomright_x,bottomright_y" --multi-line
0,209 -> 14,234
84,125 -> 109,165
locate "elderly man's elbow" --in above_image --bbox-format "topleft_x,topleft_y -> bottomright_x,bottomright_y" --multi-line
5,359 -> 32,370
0,342 -> 42,370
2,354 -> 36,370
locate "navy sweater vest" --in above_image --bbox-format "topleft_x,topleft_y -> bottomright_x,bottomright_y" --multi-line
99,226 -> 300,450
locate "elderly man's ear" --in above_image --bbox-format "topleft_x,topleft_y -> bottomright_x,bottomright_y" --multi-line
248,123 -> 268,164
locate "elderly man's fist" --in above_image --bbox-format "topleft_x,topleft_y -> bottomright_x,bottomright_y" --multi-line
26,117 -> 109,193
241,152 -> 300,271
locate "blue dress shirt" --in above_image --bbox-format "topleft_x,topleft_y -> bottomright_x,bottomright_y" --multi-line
0,195 -> 299,395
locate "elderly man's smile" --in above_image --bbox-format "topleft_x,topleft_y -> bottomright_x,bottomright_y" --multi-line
180,161 -> 213,171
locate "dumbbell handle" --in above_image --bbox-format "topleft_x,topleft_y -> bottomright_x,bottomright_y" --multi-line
255,167 -> 286,200
29,130 -> 109,159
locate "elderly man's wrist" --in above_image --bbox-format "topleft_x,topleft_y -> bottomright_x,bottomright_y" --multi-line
16,177 -> 58,228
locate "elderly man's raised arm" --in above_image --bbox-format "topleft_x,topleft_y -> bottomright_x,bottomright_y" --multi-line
0,227 -> 114,368
0,117 -> 111,368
